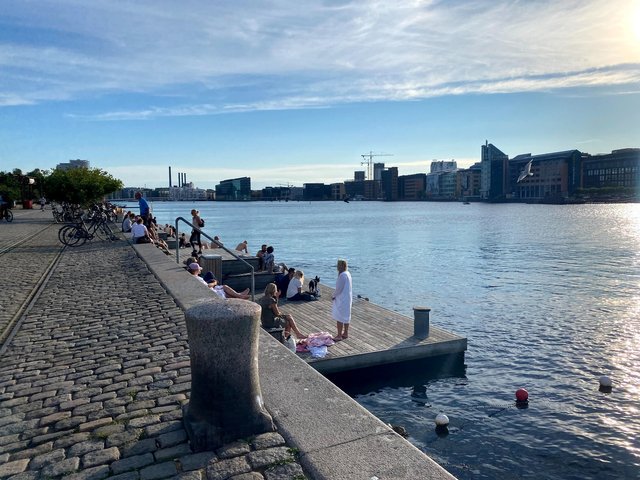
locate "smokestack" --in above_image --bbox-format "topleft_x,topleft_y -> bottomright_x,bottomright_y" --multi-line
169,166 -> 172,188
184,173 -> 187,186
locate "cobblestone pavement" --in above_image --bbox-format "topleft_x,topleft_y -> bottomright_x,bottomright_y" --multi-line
0,216 -> 307,480
0,210 -> 62,343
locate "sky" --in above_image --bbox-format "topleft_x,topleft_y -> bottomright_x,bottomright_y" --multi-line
1,0 -> 639,189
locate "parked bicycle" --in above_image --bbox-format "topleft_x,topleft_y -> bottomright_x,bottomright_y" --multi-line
58,207 -> 118,247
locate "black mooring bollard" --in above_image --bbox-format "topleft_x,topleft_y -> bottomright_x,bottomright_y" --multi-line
413,306 -> 431,339
183,299 -> 275,451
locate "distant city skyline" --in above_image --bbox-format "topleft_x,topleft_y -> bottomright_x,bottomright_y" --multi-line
1,1 -> 639,189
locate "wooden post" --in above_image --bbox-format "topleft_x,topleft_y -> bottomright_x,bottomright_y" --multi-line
183,299 -> 275,451
413,306 -> 431,339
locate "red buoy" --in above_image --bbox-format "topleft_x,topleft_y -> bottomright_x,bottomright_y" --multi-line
515,388 -> 529,402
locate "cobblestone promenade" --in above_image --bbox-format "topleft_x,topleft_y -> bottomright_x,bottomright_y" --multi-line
0,210 -> 306,480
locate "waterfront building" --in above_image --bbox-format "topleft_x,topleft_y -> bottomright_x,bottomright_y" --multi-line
480,142 -> 509,201
510,150 -> 582,201
430,160 -> 457,173
398,173 -> 427,200
261,186 -> 291,201
354,170 -> 366,182
344,179 -> 365,199
216,177 -> 251,201
457,163 -> 482,200
330,182 -> 346,200
581,148 -> 640,190
381,167 -> 399,201
426,160 -> 458,199
56,159 -> 90,170
363,179 -> 380,200
373,163 -> 385,181
303,183 -> 331,200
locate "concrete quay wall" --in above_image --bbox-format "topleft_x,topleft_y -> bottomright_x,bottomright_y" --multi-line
136,243 -> 455,480
0,210 -> 455,480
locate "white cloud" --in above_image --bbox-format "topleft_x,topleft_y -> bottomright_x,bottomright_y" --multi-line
1,0 -> 639,115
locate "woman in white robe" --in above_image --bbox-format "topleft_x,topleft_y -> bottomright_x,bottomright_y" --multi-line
332,259 -> 352,340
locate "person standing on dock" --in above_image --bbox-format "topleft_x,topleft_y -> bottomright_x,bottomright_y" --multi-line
332,259 -> 352,340
190,209 -> 203,256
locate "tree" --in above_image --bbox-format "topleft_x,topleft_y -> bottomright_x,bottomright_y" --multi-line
0,171 -> 22,204
45,167 -> 123,205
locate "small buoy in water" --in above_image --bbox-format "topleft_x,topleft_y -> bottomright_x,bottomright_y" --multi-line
515,388 -> 529,404
435,413 -> 449,427
599,375 -> 612,392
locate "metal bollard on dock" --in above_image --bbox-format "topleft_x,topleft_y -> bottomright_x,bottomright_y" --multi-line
183,299 -> 275,451
413,306 -> 431,339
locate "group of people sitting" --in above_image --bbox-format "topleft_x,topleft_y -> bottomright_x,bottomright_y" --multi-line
275,267 -> 320,301
121,211 -> 170,254
184,256 -> 321,341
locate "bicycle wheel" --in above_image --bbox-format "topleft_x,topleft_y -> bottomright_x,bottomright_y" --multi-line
5,211 -> 13,222
59,225 -> 87,247
91,221 -> 111,241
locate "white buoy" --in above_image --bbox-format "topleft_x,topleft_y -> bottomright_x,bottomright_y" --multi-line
599,375 -> 612,388
435,413 -> 449,427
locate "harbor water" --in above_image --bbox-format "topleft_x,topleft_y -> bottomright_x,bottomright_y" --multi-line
144,200 -> 640,480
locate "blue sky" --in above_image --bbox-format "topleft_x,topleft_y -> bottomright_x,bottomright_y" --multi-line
1,0 -> 639,189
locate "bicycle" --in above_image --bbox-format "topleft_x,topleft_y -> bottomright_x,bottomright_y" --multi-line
58,209 -> 118,247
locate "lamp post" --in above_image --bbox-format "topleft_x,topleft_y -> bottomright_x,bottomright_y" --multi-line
21,176 -> 35,209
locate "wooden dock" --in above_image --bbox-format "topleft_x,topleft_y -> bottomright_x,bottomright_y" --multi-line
279,285 -> 467,374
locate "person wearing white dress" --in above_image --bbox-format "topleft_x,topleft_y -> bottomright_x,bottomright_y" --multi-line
332,259 -> 352,340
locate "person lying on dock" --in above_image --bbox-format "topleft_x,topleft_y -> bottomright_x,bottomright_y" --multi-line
259,283 -> 306,340
286,270 -> 318,301
187,263 -> 250,299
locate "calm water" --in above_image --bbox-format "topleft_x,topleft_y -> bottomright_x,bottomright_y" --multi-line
144,200 -> 640,480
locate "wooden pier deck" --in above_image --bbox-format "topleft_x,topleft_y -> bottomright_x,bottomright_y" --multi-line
279,285 -> 467,374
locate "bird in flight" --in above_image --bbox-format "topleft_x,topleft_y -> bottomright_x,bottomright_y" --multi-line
517,160 -> 534,183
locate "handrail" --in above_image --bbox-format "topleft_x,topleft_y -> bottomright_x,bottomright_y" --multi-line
174,216 -> 256,301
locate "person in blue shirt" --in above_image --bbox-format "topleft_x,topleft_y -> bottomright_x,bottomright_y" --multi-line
135,191 -> 150,226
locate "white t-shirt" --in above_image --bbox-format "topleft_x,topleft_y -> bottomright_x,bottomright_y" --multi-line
131,223 -> 148,239
287,277 -> 302,299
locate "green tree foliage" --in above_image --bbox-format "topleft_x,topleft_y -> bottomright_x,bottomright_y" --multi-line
45,167 -> 123,205
0,171 -> 22,204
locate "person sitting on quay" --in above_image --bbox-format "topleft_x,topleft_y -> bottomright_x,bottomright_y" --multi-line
275,267 -> 296,298
179,233 -> 190,249
210,236 -> 223,249
263,245 -> 276,272
131,217 -> 151,244
235,240 -> 249,254
187,263 -> 251,299
259,283 -> 306,340
256,244 -> 267,270
122,212 -> 135,233
286,270 -> 318,301
147,222 -> 170,254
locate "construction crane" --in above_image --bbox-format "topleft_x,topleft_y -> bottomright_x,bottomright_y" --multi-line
360,151 -> 394,180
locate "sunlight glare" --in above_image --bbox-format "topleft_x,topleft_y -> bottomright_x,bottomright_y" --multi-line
634,4 -> 640,41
